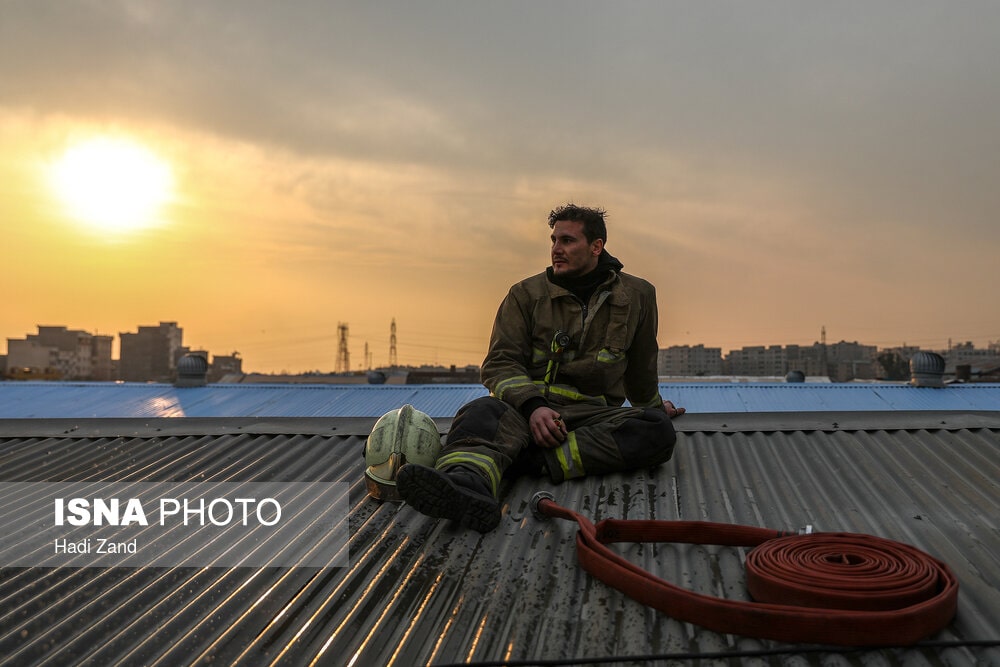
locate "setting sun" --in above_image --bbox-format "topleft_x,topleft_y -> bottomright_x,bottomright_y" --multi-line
49,136 -> 174,234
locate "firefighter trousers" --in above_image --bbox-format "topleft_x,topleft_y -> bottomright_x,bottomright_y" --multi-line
436,396 -> 677,496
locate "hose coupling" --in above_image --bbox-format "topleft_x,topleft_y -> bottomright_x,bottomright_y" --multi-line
530,491 -> 555,520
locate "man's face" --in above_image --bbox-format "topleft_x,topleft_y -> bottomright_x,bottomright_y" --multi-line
550,219 -> 603,278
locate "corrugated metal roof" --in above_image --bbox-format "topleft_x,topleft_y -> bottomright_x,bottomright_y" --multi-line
1,381 -> 998,418
1,413 -> 997,665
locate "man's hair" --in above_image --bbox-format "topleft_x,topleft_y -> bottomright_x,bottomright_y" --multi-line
548,204 -> 607,244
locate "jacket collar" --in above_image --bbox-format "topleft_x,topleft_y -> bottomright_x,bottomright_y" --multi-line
545,250 -> 623,291
545,250 -> 625,304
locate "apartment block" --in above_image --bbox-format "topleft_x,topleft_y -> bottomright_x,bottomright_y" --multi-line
723,341 -> 878,381
948,340 -> 1000,366
783,345 -> 828,377
5,326 -> 113,380
825,340 -> 878,381
209,352 -> 243,382
119,321 -> 184,382
724,345 -> 788,377
658,345 -> 723,376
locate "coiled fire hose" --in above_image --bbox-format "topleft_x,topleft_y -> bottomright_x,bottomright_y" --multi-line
531,492 -> 958,646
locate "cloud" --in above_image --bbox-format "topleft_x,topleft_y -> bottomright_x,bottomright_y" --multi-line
3,2 -> 999,370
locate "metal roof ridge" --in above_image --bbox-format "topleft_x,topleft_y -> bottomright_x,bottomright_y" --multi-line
3,411 -> 998,439
0,416 -> 389,438
673,410 -> 1000,433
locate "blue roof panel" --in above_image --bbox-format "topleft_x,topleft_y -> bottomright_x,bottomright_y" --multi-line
0,382 -> 997,418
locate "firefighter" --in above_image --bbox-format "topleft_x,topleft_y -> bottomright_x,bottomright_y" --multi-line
397,204 -> 684,532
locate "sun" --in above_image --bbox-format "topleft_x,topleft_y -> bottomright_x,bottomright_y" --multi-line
49,136 -> 174,234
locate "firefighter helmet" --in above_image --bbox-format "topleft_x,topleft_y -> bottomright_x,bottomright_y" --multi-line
364,404 -> 442,501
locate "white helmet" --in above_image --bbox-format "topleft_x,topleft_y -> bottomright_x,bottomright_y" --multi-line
364,404 -> 442,501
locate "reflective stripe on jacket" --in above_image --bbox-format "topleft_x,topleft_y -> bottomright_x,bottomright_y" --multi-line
481,269 -> 664,412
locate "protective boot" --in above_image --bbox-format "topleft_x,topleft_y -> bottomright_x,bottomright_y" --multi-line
396,464 -> 501,533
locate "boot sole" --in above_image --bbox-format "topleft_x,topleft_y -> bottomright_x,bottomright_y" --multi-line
396,465 -> 501,533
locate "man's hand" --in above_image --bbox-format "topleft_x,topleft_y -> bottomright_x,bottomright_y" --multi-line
663,400 -> 686,419
529,406 -> 567,448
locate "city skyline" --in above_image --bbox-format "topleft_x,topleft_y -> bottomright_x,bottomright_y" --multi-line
3,3 -> 999,374
4,318 -> 995,379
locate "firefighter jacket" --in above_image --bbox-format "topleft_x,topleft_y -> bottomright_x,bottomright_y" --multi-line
481,262 -> 665,414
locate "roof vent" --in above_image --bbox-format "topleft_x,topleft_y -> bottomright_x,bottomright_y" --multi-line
175,353 -> 209,388
785,370 -> 805,383
909,351 -> 945,388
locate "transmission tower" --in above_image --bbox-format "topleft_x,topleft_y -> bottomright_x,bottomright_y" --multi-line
389,318 -> 398,368
821,325 -> 829,376
336,323 -> 350,373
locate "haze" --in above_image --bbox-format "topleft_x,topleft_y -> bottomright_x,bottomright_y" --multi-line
2,2 -> 997,373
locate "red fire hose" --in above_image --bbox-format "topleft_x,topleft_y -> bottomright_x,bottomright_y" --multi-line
531,492 -> 958,647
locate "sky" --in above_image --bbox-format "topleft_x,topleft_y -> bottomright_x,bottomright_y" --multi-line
2,1 -> 998,374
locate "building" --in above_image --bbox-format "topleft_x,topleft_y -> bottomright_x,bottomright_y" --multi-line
5,339 -> 50,376
782,343 -> 827,377
874,345 -> 924,380
658,345 -> 723,376
208,352 -> 243,383
825,340 -> 878,381
724,344 -> 789,377
946,340 -> 1000,374
118,321 -> 184,383
725,341 -> 878,381
948,340 -> 1000,361
4,325 -> 113,381
404,364 -> 481,384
